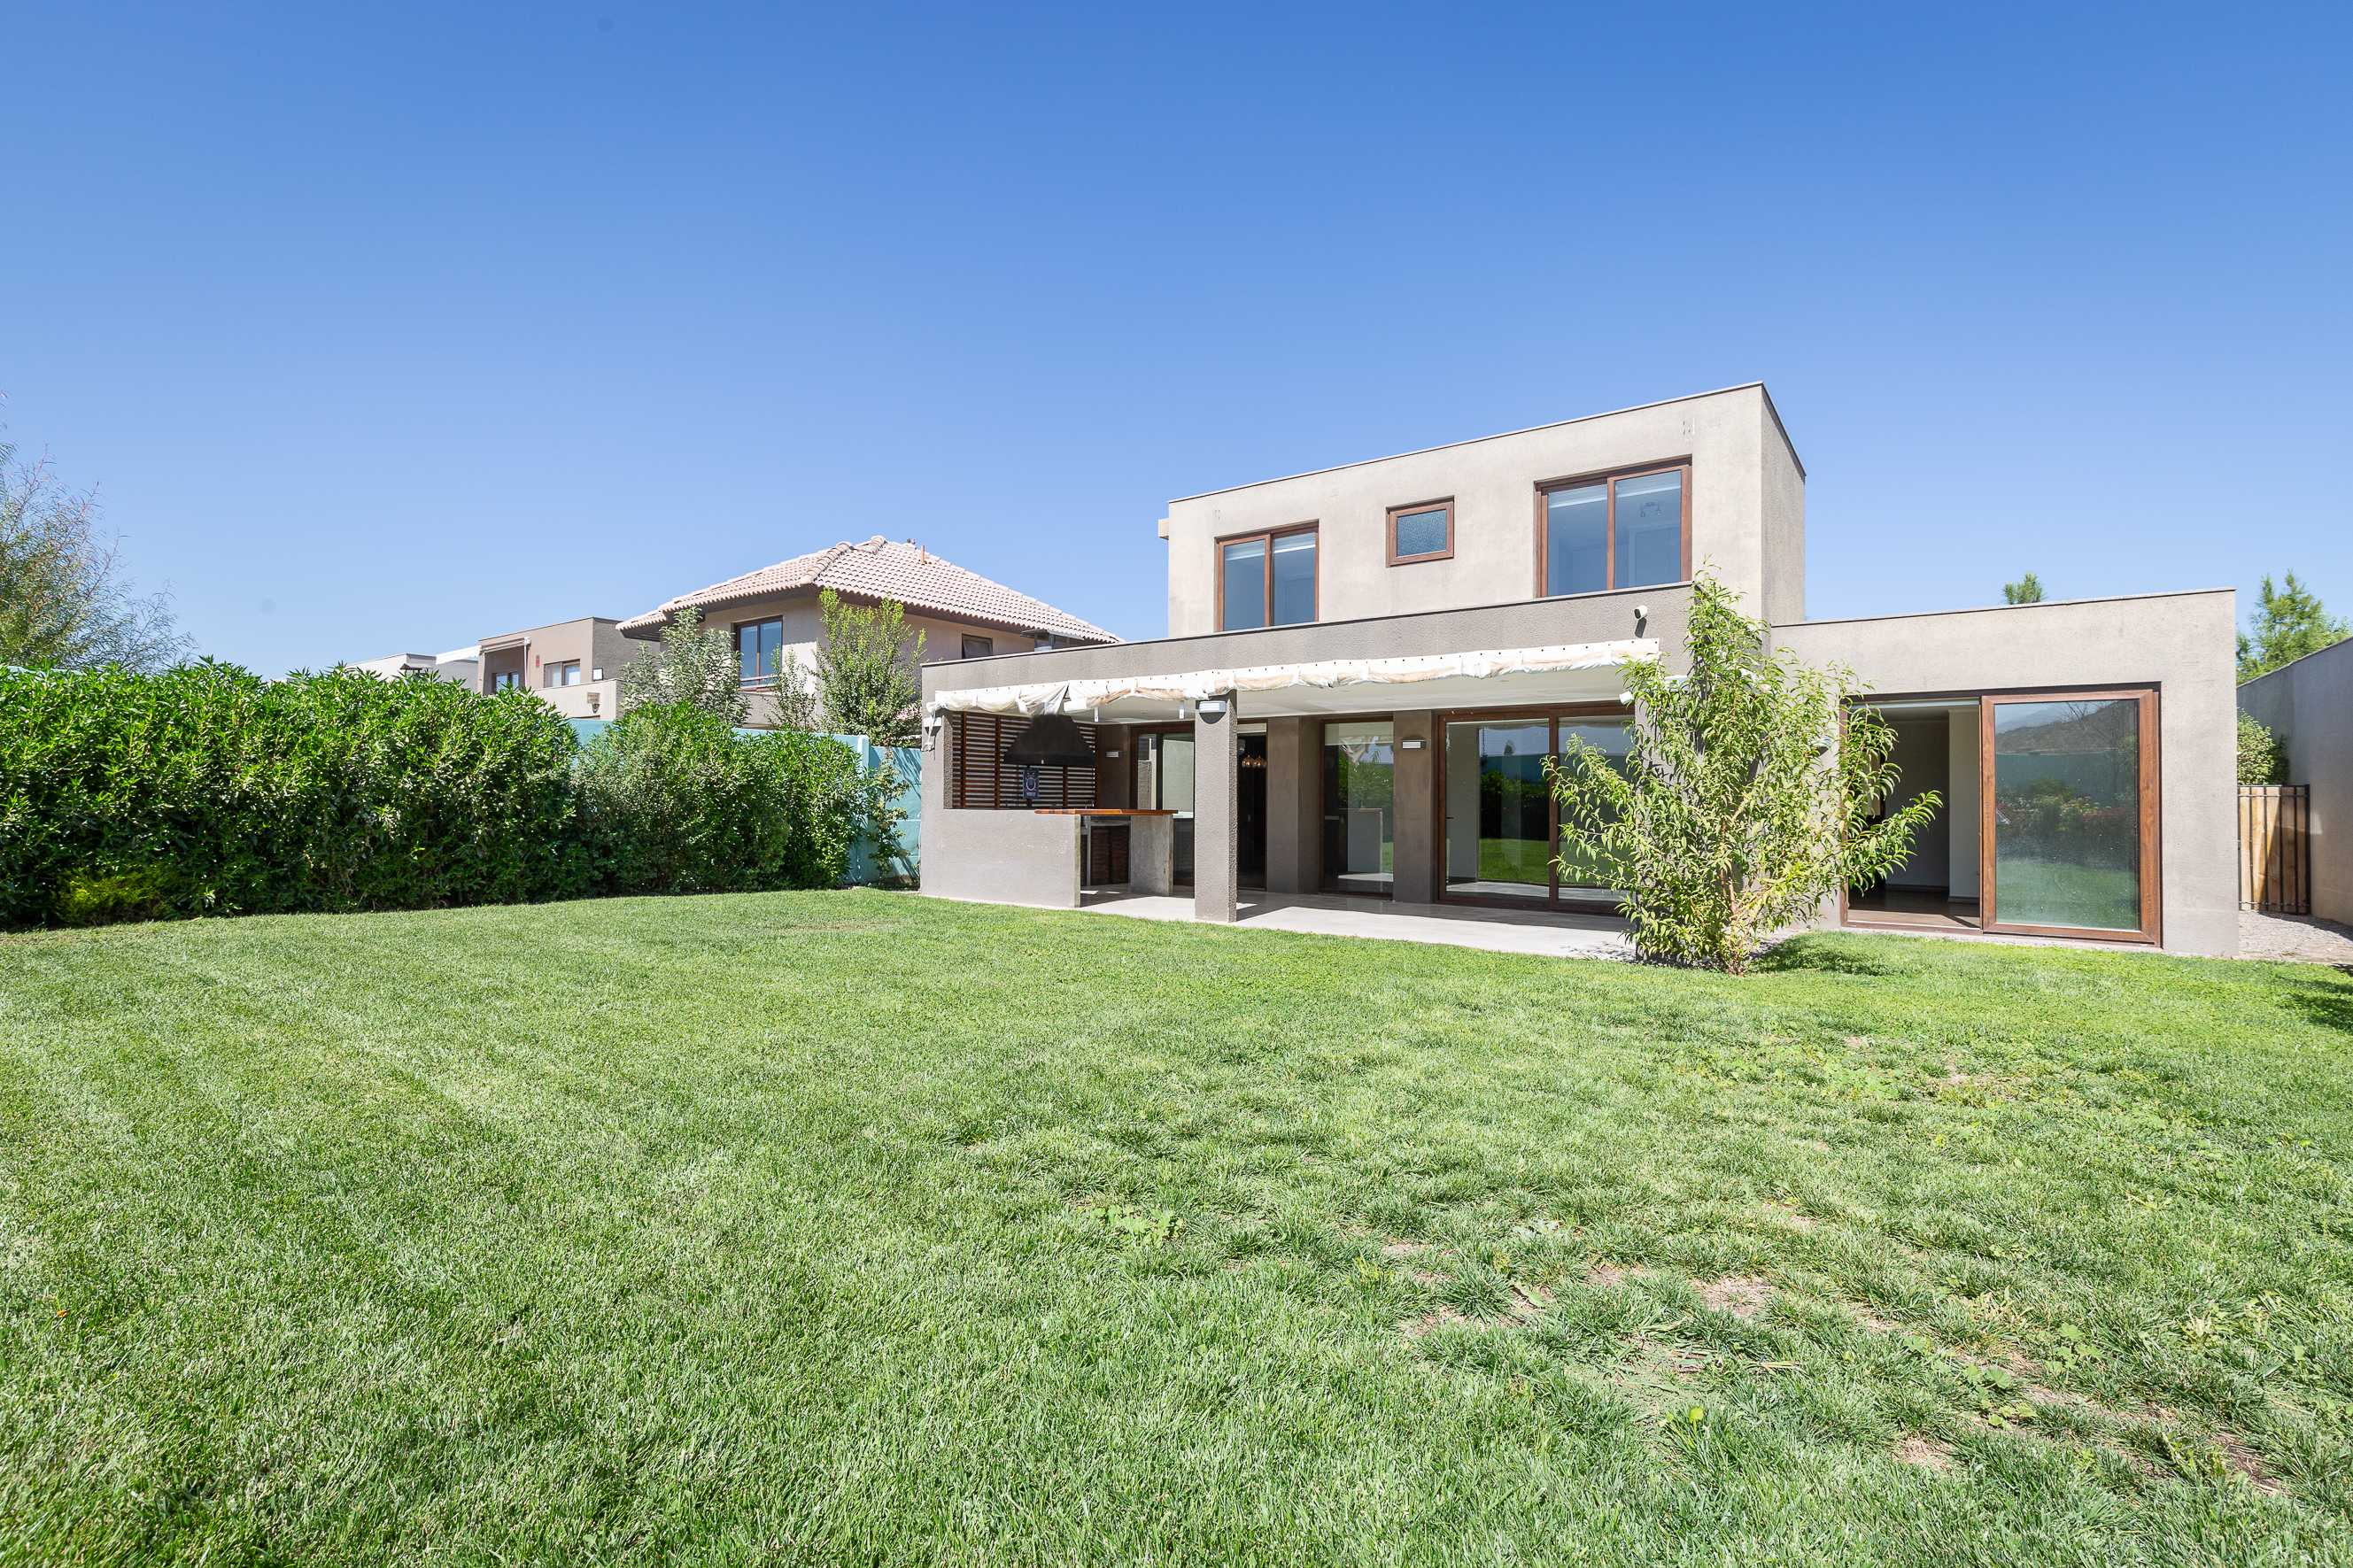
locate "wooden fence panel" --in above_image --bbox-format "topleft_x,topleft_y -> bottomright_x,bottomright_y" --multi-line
2240,785 -> 2310,915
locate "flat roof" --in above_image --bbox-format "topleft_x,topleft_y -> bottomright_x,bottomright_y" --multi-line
1775,587 -> 2234,630
1167,382 -> 1802,505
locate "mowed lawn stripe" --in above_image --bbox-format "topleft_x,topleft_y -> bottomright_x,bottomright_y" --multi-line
1,891 -> 2348,1564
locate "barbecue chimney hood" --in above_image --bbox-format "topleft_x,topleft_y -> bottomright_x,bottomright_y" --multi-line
1000,712 -> 1095,769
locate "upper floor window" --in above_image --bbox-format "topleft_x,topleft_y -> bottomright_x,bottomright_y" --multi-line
736,618 -> 783,685
491,670 -> 522,692
962,634 -> 993,659
1220,526 -> 1317,630
545,660 -> 581,688
1388,500 -> 1452,565
1542,463 -> 1689,597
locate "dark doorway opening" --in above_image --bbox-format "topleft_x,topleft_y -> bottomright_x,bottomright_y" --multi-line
1239,734 -> 1267,889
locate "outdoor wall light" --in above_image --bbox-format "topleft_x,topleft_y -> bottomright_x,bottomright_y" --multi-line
1196,699 -> 1229,723
1400,738 -> 1425,750
592,668 -> 604,681
1618,691 -> 1634,705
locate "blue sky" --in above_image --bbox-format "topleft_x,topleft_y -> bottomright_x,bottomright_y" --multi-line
3,3 -> 2347,672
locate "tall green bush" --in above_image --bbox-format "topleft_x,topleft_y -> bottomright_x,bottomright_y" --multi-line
573,702 -> 879,894
0,662 -> 585,925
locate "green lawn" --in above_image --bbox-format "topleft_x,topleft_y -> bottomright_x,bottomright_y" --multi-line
3,892 -> 2349,1564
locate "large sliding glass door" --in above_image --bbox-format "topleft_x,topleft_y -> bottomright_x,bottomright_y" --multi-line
1982,691 -> 2158,941
1440,708 -> 1632,909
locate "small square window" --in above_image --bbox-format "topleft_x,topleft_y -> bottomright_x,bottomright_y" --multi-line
962,634 -> 994,659
546,660 -> 581,688
1387,500 -> 1452,565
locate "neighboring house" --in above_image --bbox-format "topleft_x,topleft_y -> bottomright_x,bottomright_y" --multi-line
352,647 -> 481,686
2237,637 -> 2353,923
919,383 -> 2238,957
619,536 -> 1117,728
475,617 -> 645,721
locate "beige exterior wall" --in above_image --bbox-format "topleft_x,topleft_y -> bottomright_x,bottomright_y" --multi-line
475,618 -> 644,716
2239,637 -> 2353,923
648,591 -> 1074,730
1773,589 -> 2240,957
1163,384 -> 1800,637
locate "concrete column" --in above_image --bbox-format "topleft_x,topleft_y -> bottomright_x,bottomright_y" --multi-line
1391,710 -> 1436,904
1193,694 -> 1241,923
1264,715 -> 1320,894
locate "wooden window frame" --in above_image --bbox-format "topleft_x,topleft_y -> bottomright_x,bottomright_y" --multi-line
1386,499 -> 1454,567
1978,688 -> 2162,945
733,616 -> 784,687
1429,703 -> 1629,911
1214,522 -> 1319,632
1535,460 -> 1693,599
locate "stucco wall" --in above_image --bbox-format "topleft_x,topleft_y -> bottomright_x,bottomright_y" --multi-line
2239,637 -> 2353,923
1161,384 -> 1800,637
919,748 -> 1081,908
1775,589 -> 2240,956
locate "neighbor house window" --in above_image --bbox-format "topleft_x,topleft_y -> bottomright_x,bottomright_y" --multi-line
1219,526 -> 1317,630
1542,463 -> 1689,597
545,660 -> 581,688
736,618 -> 783,685
962,634 -> 993,659
491,670 -> 521,692
1387,500 -> 1452,565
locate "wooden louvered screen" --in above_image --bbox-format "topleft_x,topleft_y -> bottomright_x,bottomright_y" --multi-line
950,714 -> 1099,810
2240,785 -> 2310,915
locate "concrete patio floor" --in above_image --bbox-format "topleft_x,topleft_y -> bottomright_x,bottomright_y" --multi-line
1075,889 -> 1636,960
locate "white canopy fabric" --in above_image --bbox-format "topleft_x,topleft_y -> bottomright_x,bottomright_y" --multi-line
925,637 -> 1659,717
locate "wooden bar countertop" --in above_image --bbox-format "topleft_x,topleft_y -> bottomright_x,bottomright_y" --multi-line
1028,808 -> 1180,815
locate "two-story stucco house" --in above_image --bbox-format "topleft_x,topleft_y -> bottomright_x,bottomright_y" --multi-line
620,536 -> 1117,727
918,384 -> 2239,957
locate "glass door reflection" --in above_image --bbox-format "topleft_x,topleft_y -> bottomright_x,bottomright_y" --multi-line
1444,720 -> 1552,900
1322,721 -> 1395,895
1985,695 -> 2150,937
1553,717 -> 1634,908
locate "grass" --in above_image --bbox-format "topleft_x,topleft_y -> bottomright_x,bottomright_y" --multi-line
3,890 -> 2350,1564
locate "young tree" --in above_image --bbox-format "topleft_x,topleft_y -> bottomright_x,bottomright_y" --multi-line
770,649 -> 822,730
615,606 -> 745,724
2238,571 -> 2348,681
814,589 -> 925,745
1548,575 -> 1937,973
2002,572 -> 2045,605
0,433 -> 193,670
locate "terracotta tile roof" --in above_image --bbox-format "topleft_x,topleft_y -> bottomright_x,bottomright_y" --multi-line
618,537 -> 1118,645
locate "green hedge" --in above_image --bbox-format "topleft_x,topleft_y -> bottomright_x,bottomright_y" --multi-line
0,664 -> 891,928
575,704 -> 877,895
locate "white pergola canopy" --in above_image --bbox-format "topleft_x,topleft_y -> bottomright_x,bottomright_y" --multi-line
925,638 -> 1658,722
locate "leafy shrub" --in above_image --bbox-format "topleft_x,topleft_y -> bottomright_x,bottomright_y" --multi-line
2238,712 -> 2288,787
0,662 -> 587,926
573,701 -> 879,894
0,667 -> 906,929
